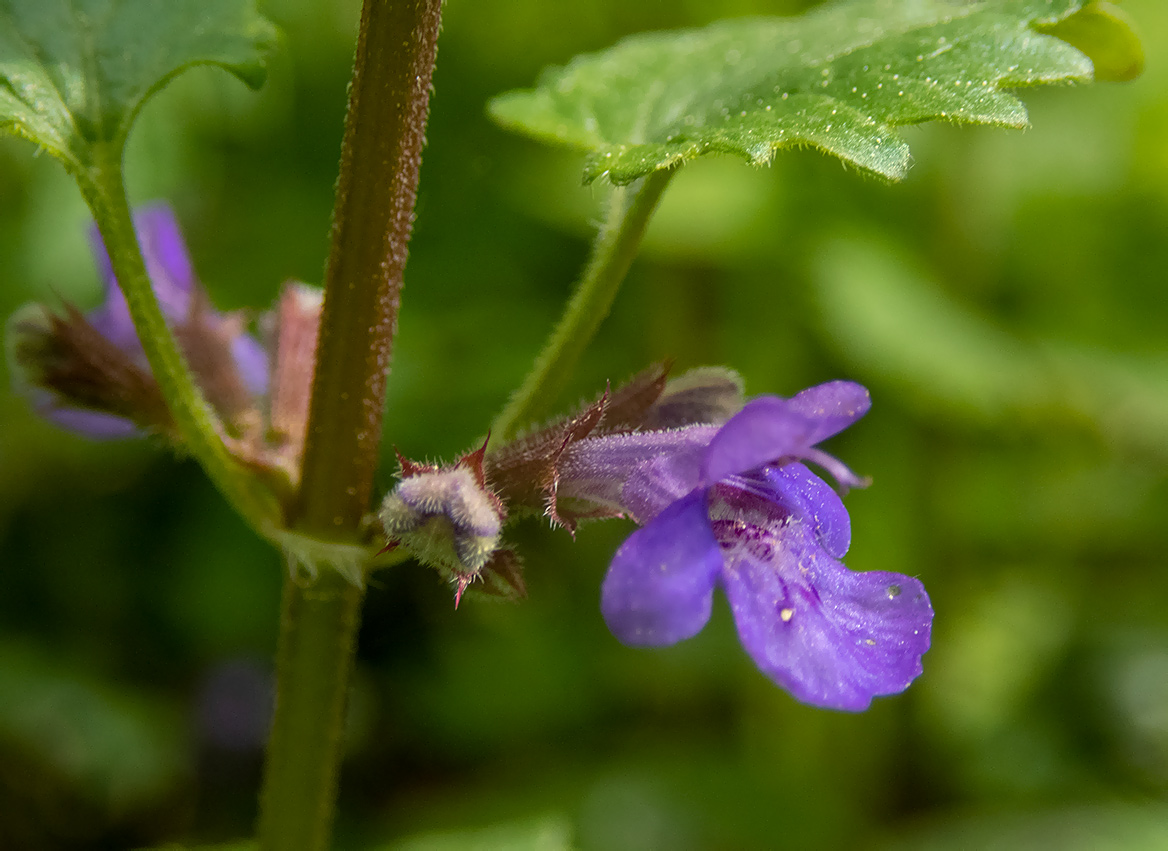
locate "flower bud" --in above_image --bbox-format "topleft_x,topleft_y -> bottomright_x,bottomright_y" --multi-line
378,443 -> 507,605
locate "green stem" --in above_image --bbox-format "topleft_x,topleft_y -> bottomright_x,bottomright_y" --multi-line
258,568 -> 363,851
258,2 -> 444,849
490,169 -> 674,445
80,144 -> 281,536
294,0 -> 444,536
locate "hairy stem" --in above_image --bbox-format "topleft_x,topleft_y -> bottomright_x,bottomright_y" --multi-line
490,169 -> 673,445
258,568 -> 363,851
258,2 -> 444,849
294,0 -> 444,535
81,145 -> 281,535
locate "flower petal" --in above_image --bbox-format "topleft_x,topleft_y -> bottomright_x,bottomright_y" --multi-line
601,489 -> 722,646
620,450 -> 706,524
231,334 -> 270,396
710,483 -> 931,711
700,396 -> 812,483
786,381 -> 871,444
35,399 -> 141,439
87,203 -> 195,352
557,426 -> 715,521
760,463 -> 851,559
701,382 -> 870,484
135,204 -> 196,305
801,447 -> 870,492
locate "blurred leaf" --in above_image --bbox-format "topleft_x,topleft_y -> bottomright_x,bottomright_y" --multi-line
139,843 -> 255,851
922,575 -> 1073,741
1038,1 -> 1144,81
0,641 -> 187,811
0,0 -> 277,177
882,803 -> 1168,851
1104,639 -> 1168,785
1041,341 -> 1168,461
490,0 -> 1116,184
813,235 -> 1051,419
814,236 -> 1168,459
383,813 -> 574,851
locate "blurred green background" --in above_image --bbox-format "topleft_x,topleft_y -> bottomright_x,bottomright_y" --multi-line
2,1 -> 1168,848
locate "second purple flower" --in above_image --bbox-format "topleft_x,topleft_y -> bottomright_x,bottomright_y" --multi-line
559,380 -> 933,711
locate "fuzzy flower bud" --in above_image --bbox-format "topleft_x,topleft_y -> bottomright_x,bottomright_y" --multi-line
378,443 -> 509,605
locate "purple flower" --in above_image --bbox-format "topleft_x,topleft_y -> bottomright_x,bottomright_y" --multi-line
86,204 -> 269,394
559,381 -> 932,711
11,203 -> 269,439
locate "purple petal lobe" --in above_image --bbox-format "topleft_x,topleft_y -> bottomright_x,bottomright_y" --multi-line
84,266 -> 136,354
601,489 -> 722,647
36,399 -> 141,439
135,204 -> 196,303
759,463 -> 851,558
710,483 -> 931,711
785,381 -> 871,445
701,396 -> 818,484
232,334 -> 270,396
88,203 -> 195,352
701,383 -> 871,485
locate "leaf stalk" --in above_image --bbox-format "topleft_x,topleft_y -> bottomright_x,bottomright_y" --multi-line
81,144 -> 282,536
490,168 -> 673,444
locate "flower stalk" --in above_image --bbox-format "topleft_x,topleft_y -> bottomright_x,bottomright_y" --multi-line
490,168 -> 674,445
79,143 -> 282,536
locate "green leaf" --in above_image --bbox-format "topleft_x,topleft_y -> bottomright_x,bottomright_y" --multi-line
0,0 -> 277,176
490,0 -> 1139,184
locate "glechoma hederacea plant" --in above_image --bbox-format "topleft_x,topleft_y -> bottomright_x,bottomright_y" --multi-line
0,0 -> 1142,848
